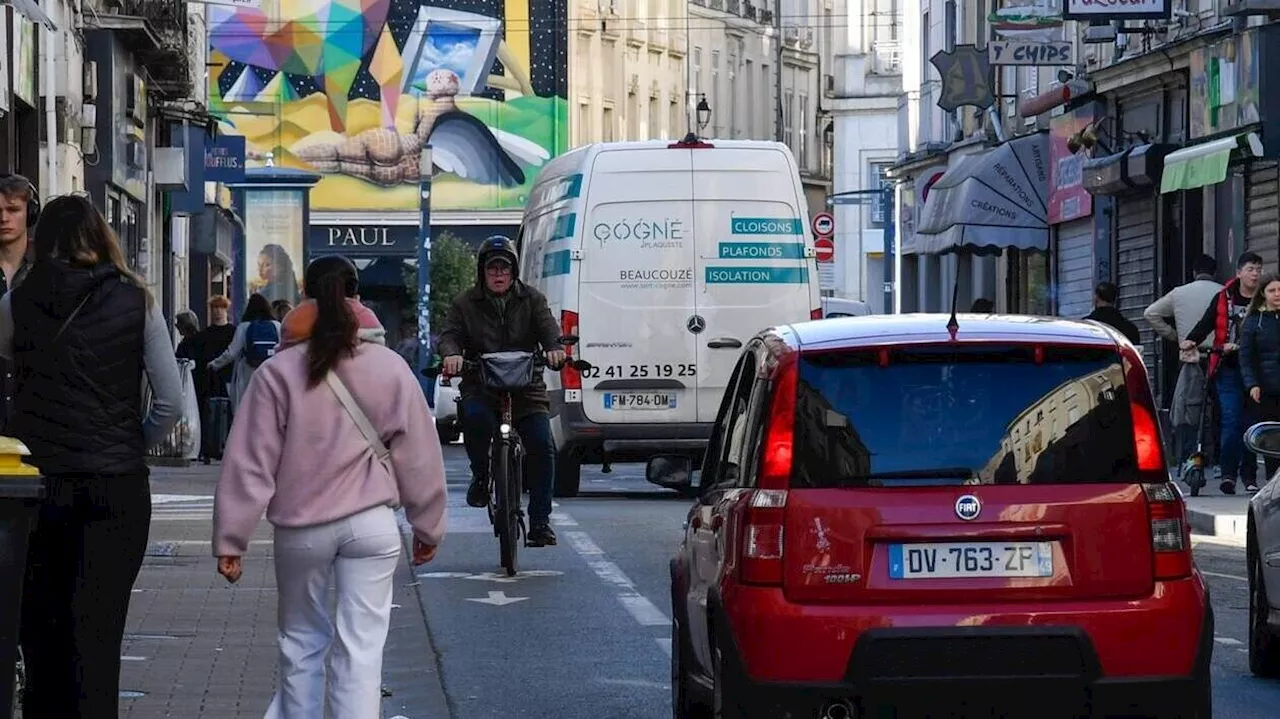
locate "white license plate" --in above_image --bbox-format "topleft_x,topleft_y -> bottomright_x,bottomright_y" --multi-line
888,541 -> 1053,579
603,392 -> 676,410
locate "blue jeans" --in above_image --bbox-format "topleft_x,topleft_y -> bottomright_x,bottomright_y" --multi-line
459,395 -> 556,525
1215,365 -> 1257,483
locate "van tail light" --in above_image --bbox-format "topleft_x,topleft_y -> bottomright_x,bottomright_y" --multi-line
1143,483 -> 1193,580
811,308 -> 824,320
741,489 -> 787,585
737,351 -> 799,586
561,310 -> 581,390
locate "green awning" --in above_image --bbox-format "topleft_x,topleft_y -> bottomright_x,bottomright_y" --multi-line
1160,133 -> 1257,194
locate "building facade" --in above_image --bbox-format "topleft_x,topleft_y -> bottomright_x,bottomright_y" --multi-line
829,0 -> 901,309
570,0 -> 688,143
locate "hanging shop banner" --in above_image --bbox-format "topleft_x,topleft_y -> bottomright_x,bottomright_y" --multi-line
989,40 -> 1073,66
1189,30 -> 1262,140
1064,0 -> 1170,21
1048,103 -> 1099,224
931,45 -> 995,112
990,0 -> 1064,41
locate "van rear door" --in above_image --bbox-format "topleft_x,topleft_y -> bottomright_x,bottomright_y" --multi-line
578,148 -> 701,424
691,146 -> 817,423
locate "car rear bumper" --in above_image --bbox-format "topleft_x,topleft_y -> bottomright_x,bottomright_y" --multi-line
707,580 -> 1212,717
550,392 -> 710,461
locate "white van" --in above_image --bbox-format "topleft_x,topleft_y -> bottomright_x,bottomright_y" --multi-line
821,297 -> 873,317
518,138 -> 822,496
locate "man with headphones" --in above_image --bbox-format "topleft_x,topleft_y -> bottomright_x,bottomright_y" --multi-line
0,173 -> 39,430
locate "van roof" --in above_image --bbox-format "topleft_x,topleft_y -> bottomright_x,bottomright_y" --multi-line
537,139 -> 794,177
785,313 -> 1126,350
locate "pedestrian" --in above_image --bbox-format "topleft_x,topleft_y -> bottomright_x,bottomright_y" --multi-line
209,292 -> 279,411
212,254 -> 446,719
1083,281 -> 1142,345
1184,251 -> 1265,495
175,309 -> 200,347
182,295 -> 236,462
0,174 -> 38,431
272,298 -> 293,321
1144,254 -> 1223,468
1238,272 -> 1280,489
0,193 -> 183,717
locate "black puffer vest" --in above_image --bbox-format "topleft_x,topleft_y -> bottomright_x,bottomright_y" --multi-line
8,258 -> 148,476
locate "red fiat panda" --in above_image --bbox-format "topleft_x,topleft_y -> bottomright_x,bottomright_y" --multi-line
660,314 -> 1212,719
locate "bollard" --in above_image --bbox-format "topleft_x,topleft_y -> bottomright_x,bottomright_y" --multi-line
0,437 -> 44,719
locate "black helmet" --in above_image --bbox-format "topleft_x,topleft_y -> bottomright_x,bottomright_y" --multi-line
477,234 -> 519,285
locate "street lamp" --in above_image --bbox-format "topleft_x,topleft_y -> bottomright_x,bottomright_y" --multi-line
416,144 -> 434,404
696,97 -> 711,130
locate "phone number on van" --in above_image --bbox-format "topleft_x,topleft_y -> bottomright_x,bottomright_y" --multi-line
580,363 -> 696,379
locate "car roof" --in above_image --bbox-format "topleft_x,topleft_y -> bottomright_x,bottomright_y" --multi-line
783,313 -> 1125,351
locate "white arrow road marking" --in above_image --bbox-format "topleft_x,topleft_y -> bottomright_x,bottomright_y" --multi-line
465,591 -> 529,606
465,570 -> 564,583
417,571 -> 474,579
1214,636 -> 1243,646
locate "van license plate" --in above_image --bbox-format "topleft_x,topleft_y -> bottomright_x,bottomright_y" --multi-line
888,541 -> 1053,579
604,393 -> 675,410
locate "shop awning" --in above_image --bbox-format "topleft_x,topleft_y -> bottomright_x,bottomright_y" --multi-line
1159,132 -> 1262,194
4,1 -> 56,30
907,132 -> 1050,256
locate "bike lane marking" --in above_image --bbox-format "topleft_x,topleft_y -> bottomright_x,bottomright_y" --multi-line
563,529 -> 671,627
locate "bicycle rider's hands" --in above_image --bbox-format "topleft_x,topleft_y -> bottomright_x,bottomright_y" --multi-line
442,355 -> 464,376
545,349 -> 567,369
1252,386 -> 1262,403
412,538 -> 437,565
1179,340 -> 1196,351
1224,343 -> 1240,353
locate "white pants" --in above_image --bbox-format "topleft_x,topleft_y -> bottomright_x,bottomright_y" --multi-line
264,505 -> 401,719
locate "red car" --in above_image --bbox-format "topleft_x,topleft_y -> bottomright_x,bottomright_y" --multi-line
655,314 -> 1213,719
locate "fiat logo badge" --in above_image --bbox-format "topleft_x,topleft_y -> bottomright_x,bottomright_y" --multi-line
955,494 -> 981,521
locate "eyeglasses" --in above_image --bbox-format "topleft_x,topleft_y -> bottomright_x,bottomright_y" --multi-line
485,264 -> 513,275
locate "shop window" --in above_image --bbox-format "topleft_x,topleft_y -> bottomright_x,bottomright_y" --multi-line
1008,249 -> 1050,315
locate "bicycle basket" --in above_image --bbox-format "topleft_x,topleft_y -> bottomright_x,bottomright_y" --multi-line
479,351 -> 537,391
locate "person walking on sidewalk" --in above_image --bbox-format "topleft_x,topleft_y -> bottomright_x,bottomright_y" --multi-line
0,194 -> 183,717
0,174 -> 38,431
1145,254 -> 1224,467
1238,272 -> 1280,489
212,255 -> 446,719
1083,281 -> 1143,346
209,292 -> 279,411
180,295 -> 236,462
1184,251 -> 1265,495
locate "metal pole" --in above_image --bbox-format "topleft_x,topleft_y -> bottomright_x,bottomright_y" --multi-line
417,145 -> 434,407
774,0 -> 784,143
882,189 -> 895,314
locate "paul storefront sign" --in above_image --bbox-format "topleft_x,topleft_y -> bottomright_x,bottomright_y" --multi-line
1064,0 -> 1170,21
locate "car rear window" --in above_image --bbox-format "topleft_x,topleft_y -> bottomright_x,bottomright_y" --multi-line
792,344 -> 1138,488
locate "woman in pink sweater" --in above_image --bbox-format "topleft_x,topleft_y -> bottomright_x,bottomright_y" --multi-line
212,255 -> 447,718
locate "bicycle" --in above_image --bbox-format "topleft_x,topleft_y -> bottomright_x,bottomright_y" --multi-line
433,338 -> 590,576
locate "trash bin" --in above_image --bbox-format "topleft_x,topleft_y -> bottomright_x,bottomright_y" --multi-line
0,437 -> 44,718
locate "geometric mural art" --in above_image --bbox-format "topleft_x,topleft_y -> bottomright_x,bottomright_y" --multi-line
208,0 -> 569,211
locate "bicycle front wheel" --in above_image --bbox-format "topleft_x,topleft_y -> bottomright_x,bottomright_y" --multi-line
495,443 -> 519,576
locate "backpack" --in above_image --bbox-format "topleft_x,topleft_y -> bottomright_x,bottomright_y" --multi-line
244,320 -> 279,367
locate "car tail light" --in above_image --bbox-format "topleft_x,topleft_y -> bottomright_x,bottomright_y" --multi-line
742,489 -> 787,585
561,310 -> 581,390
1118,344 -> 1166,474
738,351 -> 798,586
810,308 -> 823,320
1143,482 -> 1193,580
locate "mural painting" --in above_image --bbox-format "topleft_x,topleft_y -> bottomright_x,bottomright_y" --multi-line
207,0 -> 569,212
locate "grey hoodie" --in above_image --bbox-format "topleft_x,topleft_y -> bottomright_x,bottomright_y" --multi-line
1144,276 -> 1224,348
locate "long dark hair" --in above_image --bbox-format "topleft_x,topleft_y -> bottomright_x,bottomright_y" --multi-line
1247,273 -> 1280,316
241,293 -> 274,322
33,194 -> 152,306
304,255 -> 359,387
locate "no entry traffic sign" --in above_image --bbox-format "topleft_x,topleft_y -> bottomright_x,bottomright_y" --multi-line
814,237 -> 835,263
812,212 -> 834,237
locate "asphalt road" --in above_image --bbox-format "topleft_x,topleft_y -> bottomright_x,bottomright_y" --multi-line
411,444 -> 1280,718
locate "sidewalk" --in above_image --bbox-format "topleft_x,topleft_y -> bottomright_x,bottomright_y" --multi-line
1184,490 -> 1251,544
116,463 -> 449,718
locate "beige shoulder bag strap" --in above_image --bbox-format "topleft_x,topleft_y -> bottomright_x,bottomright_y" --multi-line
325,371 -> 391,462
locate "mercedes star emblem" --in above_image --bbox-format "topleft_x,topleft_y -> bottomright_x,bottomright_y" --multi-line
687,315 -> 706,334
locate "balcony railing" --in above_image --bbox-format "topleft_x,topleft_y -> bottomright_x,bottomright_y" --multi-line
114,1 -> 193,98
871,40 -> 902,75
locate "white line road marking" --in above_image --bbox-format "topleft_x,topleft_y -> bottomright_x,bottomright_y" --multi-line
655,638 -> 673,658
1201,570 -> 1248,582
1214,636 -> 1243,646
120,656 -> 148,662
151,494 -> 214,504
565,530 -> 671,627
550,512 -> 578,526
465,591 -> 528,606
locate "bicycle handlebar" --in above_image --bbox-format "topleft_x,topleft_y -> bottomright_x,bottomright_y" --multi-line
446,353 -> 592,378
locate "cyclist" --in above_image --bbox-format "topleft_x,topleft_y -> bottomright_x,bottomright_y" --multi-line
438,236 -> 565,546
